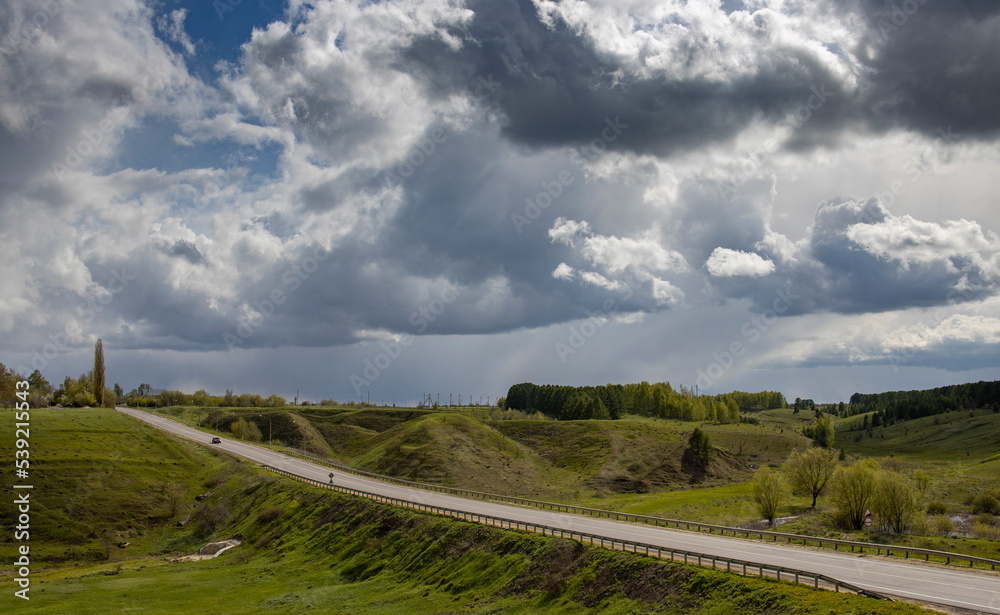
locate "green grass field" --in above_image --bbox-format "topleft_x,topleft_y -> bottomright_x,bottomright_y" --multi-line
1,408 -> 931,614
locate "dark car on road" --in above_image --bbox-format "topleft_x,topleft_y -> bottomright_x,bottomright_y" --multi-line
211,437 -> 222,444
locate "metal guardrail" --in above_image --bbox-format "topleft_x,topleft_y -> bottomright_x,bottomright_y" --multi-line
263,465 -> 891,601
286,450 -> 1000,571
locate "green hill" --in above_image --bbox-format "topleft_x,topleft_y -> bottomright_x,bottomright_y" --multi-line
313,412 -> 769,499
142,406 -> 809,504
0,408 -> 236,564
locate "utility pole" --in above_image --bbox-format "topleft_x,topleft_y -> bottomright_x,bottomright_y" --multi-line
449,393 -> 452,407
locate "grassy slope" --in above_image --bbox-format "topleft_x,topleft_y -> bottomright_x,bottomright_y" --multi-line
2,408 -> 931,614
325,412 -> 789,498
143,406 -> 817,518
152,406 -> 333,456
0,408 -> 236,564
835,408 -> 1000,510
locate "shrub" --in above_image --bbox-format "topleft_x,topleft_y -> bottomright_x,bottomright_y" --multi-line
974,512 -> 997,527
931,515 -> 954,536
230,418 -> 263,442
880,456 -> 904,473
257,506 -> 284,523
971,492 -> 1000,515
926,501 -> 948,515
909,514 -> 929,536
972,522 -> 1000,540
196,502 -> 230,534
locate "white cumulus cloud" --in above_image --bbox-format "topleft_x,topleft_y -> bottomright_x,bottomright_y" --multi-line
705,247 -> 775,277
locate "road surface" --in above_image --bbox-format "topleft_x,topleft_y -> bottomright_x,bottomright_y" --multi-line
118,408 -> 1000,613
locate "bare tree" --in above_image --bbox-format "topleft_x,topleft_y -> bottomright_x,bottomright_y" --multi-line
784,447 -> 838,507
166,483 -> 186,517
751,466 -> 785,526
101,530 -> 114,560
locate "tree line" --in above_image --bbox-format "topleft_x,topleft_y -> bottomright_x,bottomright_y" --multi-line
727,390 -> 788,412
1,340 -> 112,408
844,380 -> 1000,424
0,339 -> 292,410
502,381 -> 787,422
127,387 -> 288,409
503,383 -> 625,420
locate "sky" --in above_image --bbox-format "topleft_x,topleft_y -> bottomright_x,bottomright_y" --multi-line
1,0 -> 999,406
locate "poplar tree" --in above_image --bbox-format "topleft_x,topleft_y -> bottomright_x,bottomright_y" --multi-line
93,338 -> 106,407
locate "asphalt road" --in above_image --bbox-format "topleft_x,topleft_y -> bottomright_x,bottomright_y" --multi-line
118,408 -> 1000,613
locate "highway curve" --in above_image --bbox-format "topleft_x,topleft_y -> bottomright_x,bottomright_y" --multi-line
118,408 -> 1000,614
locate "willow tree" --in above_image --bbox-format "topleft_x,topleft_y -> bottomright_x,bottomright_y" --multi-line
784,447 -> 838,507
93,338 -> 105,407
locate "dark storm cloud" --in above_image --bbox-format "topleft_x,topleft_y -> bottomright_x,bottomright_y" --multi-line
204,0 -> 1000,351
389,0 -> 1000,156
396,0 -> 852,157
851,0 -> 1000,139
200,132 -> 669,350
